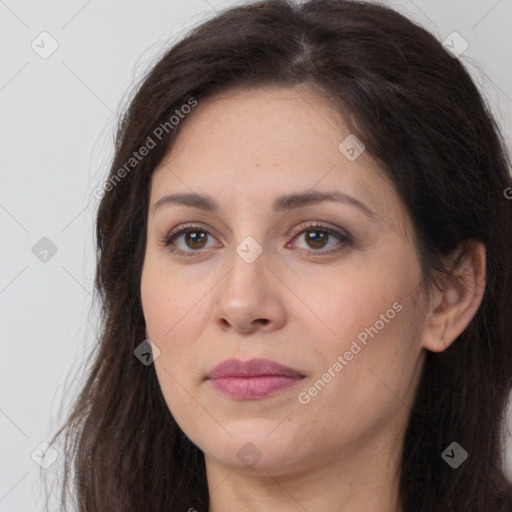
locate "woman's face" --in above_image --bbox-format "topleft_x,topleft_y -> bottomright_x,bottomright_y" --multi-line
140,85 -> 430,476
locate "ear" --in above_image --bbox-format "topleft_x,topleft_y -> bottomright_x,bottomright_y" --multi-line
421,240 -> 486,352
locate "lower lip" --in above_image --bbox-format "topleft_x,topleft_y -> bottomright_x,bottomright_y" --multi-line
208,375 -> 303,399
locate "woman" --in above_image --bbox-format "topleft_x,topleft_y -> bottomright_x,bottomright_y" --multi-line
48,0 -> 512,510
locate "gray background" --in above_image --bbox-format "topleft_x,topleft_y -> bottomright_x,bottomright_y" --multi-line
1,0 -> 511,510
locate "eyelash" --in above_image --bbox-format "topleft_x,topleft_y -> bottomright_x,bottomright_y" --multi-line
160,222 -> 353,258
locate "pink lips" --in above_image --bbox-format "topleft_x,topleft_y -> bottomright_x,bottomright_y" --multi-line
207,358 -> 304,399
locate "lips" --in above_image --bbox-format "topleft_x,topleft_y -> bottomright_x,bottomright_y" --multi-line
207,358 -> 305,399
208,358 -> 303,379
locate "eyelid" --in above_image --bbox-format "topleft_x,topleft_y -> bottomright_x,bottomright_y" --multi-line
290,221 -> 352,242
166,221 -> 218,240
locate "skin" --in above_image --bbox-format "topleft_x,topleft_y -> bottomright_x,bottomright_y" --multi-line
140,84 -> 486,512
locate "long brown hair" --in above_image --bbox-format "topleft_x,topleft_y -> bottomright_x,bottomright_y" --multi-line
46,1 -> 512,510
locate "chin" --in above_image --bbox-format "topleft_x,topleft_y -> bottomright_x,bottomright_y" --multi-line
199,430 -> 302,473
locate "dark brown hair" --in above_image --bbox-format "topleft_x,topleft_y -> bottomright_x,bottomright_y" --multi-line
47,1 -> 512,510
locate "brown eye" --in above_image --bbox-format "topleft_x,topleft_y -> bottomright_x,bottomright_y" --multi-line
162,224 -> 220,257
183,230 -> 208,249
304,229 -> 329,249
289,223 -> 352,255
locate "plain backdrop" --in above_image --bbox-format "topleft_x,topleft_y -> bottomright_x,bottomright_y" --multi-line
1,0 -> 511,510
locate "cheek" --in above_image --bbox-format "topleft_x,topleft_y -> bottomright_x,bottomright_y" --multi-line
141,254 -> 205,341
141,266 -> 204,423
315,281 -> 424,414
307,257 -> 424,392
296,301 -> 423,449
303,266 -> 409,349
140,257 -> 212,396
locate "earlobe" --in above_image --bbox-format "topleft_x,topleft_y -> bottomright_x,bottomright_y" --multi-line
421,240 -> 486,353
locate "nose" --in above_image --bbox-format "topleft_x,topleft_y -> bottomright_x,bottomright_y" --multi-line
211,245 -> 287,335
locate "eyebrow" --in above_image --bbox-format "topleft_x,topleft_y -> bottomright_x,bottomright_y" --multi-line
152,190 -> 377,218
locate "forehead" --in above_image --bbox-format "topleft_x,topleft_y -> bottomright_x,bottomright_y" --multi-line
151,85 -> 409,238
161,84 -> 358,174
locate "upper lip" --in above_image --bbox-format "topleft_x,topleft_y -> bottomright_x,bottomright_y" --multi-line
207,358 -> 304,379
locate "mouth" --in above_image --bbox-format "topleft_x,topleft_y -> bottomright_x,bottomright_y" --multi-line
206,358 -> 305,400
